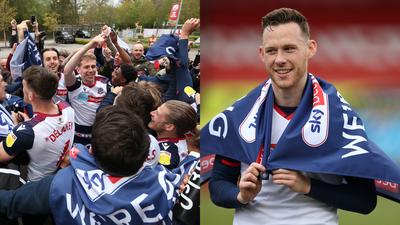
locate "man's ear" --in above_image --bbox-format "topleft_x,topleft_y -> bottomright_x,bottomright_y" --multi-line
89,146 -> 93,154
76,67 -> 81,74
259,46 -> 265,62
165,123 -> 175,132
308,40 -> 317,59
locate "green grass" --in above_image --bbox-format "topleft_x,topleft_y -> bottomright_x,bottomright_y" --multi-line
201,188 -> 400,224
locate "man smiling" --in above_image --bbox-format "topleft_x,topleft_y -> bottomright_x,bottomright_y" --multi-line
64,34 -> 112,146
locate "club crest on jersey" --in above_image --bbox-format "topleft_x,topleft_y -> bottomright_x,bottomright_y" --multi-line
302,75 -> 329,147
6,131 -> 17,147
98,87 -> 104,95
159,151 -> 171,165
58,117 -> 63,124
75,168 -> 136,202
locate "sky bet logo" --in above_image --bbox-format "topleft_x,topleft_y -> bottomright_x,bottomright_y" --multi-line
302,75 -> 329,147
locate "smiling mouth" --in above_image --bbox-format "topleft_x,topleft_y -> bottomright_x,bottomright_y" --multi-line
276,69 -> 292,74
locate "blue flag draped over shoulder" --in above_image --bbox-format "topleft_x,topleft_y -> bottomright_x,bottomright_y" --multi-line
10,30 -> 43,82
201,73 -> 400,203
49,144 -> 196,225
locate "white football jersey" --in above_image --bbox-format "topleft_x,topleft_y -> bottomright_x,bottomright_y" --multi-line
233,105 -> 342,225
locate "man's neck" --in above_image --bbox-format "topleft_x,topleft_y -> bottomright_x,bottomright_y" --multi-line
272,74 -> 308,107
156,131 -> 178,140
32,101 -> 59,115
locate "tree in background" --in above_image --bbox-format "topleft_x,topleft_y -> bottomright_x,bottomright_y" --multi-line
42,11 -> 59,40
0,0 -> 16,47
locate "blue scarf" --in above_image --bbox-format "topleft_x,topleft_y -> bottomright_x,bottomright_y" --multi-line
201,73 -> 400,202
50,144 -> 197,224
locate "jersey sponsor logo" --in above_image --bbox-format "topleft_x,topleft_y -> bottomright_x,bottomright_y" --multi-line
6,131 -> 17,147
77,94 -> 105,103
57,89 -> 68,96
88,96 -> 105,103
78,94 -> 89,102
159,151 -> 171,165
184,86 -> 196,98
302,75 -> 329,147
45,122 -> 73,142
98,87 -> 104,94
75,168 -> 135,202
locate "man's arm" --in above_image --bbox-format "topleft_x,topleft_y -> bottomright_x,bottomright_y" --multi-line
63,34 -> 107,87
209,155 -> 247,208
16,20 -> 30,43
0,175 -> 53,219
110,31 -> 132,65
0,123 -> 34,163
0,142 -> 15,162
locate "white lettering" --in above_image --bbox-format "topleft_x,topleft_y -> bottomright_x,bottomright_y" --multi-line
341,132 -> 368,158
131,193 -> 163,223
343,114 -> 365,131
66,193 -> 86,224
107,209 -> 131,225
209,113 -> 228,138
180,193 -> 193,210
159,172 -> 175,200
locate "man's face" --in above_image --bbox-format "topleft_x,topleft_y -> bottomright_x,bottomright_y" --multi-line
77,59 -> 97,86
137,70 -> 145,76
132,44 -> 144,60
43,51 -> 59,73
148,103 -> 170,133
259,22 -> 316,93
0,59 -> 9,74
111,66 -> 126,86
59,56 -> 66,65
0,76 -> 8,100
114,52 -> 124,66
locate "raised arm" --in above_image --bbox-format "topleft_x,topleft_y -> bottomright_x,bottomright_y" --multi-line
16,20 -> 30,43
63,34 -> 107,87
110,31 -> 132,65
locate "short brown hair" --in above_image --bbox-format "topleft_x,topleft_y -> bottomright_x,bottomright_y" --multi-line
115,82 -> 154,123
138,81 -> 164,110
21,65 -> 58,100
59,49 -> 70,58
78,52 -> 96,67
92,105 -> 150,176
262,8 -> 310,41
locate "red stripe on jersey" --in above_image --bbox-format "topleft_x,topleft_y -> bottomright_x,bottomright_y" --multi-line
88,96 -> 105,103
273,103 -> 294,120
221,158 -> 241,167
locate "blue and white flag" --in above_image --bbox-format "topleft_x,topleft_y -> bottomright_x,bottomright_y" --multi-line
201,73 -> 400,203
102,27 -> 130,52
49,144 -> 195,224
145,34 -> 180,64
10,30 -> 43,82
